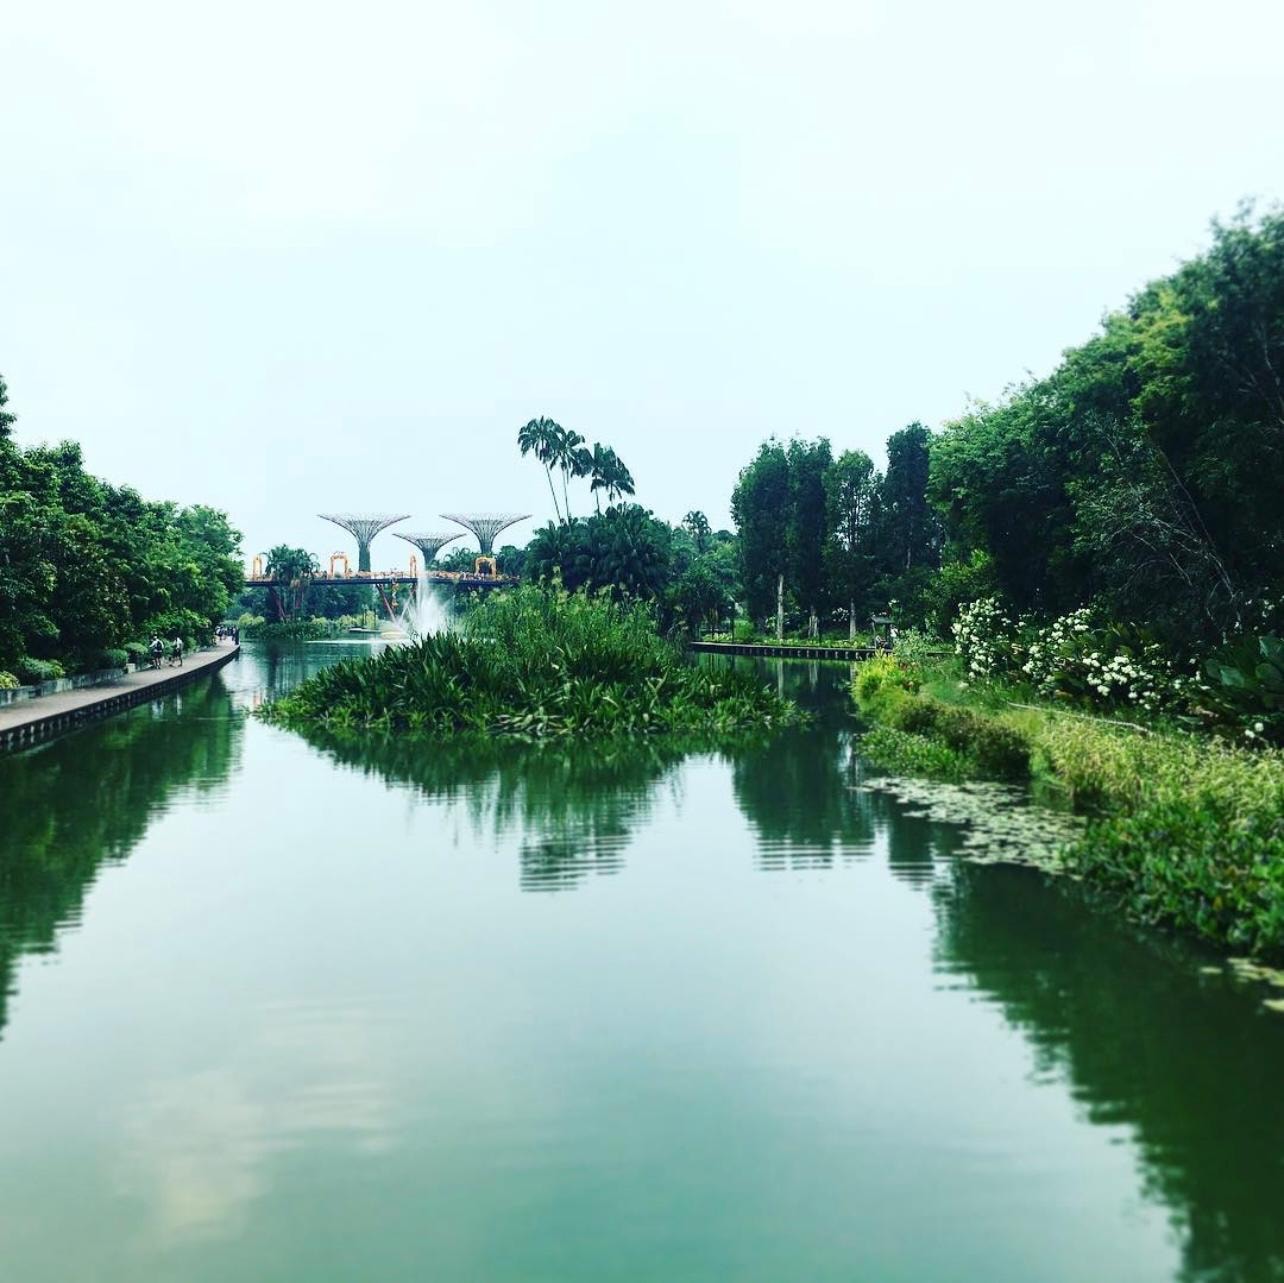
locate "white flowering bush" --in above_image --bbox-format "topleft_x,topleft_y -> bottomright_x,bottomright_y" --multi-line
951,598 -> 1021,682
953,599 -> 1203,717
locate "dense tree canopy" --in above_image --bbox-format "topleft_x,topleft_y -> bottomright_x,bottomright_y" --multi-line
731,431 -> 938,635
930,205 -> 1284,647
0,376 -> 243,674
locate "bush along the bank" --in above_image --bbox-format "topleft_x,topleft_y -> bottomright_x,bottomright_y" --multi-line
852,654 -> 1284,958
236,610 -> 380,641
950,597 -> 1284,745
260,584 -> 803,739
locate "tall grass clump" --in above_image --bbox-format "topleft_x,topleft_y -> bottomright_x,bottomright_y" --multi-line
260,584 -> 801,739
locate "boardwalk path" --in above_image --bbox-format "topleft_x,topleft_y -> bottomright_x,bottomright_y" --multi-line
0,643 -> 239,752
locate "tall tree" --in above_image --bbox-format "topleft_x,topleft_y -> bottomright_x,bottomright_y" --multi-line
0,374 -> 15,441
682,510 -> 712,553
731,441 -> 792,638
518,417 -> 568,522
264,546 -> 319,620
824,449 -> 877,639
879,422 -> 936,573
786,437 -> 833,637
588,444 -> 636,510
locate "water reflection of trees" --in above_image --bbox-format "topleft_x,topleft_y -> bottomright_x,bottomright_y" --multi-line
0,678 -> 241,1039
305,733 -> 702,892
933,861 -> 1284,1283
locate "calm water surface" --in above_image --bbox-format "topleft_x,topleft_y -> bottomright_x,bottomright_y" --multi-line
1,644 -> 1282,1282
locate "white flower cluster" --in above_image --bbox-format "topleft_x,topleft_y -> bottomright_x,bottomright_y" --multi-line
951,597 -> 1018,681
953,599 -> 1195,715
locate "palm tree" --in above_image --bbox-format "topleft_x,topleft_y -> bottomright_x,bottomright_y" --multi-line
552,428 -> 593,521
518,417 -> 566,522
683,509 -> 711,552
589,445 -> 636,511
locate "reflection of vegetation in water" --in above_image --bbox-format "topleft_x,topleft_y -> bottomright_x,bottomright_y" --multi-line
302,730 -> 716,892
731,727 -> 874,869
0,678 -> 241,1038
932,858 -> 1284,1283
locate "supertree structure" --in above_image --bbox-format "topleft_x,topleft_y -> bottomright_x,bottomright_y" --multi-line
394,531 -> 464,565
440,512 -> 531,556
318,513 -> 409,572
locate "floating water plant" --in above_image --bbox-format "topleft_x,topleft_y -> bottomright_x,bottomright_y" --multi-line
259,584 -> 802,739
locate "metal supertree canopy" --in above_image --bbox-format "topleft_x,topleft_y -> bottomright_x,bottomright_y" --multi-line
318,513 -> 409,571
394,531 -> 464,563
441,512 -> 531,555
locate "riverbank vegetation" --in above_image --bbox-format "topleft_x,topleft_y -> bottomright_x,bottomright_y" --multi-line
234,610 -> 380,641
854,653 -> 1284,957
260,584 -> 801,739
0,374 -> 242,683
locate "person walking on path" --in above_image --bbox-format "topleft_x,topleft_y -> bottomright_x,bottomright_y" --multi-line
149,635 -> 164,670
171,635 -> 184,667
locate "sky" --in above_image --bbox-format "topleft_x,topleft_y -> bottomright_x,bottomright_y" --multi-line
2,0 -> 1282,568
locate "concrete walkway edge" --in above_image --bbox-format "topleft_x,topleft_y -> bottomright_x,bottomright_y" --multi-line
0,644 -> 240,753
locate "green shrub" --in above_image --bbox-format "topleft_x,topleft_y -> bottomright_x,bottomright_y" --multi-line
890,698 -> 1032,777
853,653 -> 922,706
238,617 -> 328,641
860,724 -> 971,780
261,584 -> 803,739
0,671 -> 18,690
856,663 -> 1284,956
15,657 -> 65,685
124,641 -> 149,663
96,648 -> 129,670
1071,797 -> 1284,957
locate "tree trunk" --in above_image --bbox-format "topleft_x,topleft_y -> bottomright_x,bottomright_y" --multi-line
775,573 -> 784,640
545,468 -> 562,523
849,599 -> 856,641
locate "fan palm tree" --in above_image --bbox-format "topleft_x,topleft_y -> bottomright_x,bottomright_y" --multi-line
552,428 -> 593,521
589,445 -> 636,511
518,417 -> 567,522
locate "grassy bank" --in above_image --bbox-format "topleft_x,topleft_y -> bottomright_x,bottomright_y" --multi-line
261,585 -> 801,739
854,656 -> 1284,958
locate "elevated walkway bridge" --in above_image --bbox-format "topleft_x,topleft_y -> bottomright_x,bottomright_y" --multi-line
245,571 -> 518,590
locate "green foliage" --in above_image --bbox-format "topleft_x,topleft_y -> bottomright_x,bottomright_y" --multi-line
518,417 -> 633,523
1202,634 -> 1284,743
99,648 -> 129,670
732,426 -> 941,636
261,584 -> 802,740
855,659 -> 1032,778
824,449 -> 878,632
262,545 -> 319,621
853,653 -> 922,702
14,657 -> 66,685
930,206 -> 1284,649
0,671 -> 18,690
239,617 -> 329,640
525,505 -> 673,601
855,665 -> 1284,957
859,724 -> 972,780
731,439 -> 791,627
0,378 -> 241,671
786,437 -> 833,632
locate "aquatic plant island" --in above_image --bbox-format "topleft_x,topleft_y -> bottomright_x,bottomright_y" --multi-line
259,584 -> 802,738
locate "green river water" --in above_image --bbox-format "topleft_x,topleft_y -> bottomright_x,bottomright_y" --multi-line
1,643 -> 1282,1282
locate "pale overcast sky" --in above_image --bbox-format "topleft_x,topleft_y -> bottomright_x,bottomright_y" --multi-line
2,0 -> 1282,566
